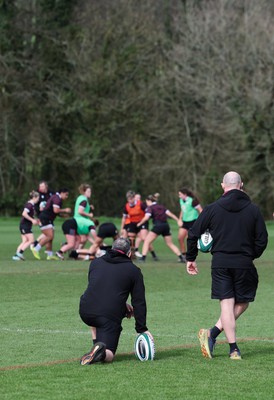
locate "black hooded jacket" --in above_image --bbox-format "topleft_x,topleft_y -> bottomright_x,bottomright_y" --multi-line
79,250 -> 148,333
186,189 -> 268,268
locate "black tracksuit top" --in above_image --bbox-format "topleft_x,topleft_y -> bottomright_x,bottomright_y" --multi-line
186,189 -> 268,268
79,250 -> 148,333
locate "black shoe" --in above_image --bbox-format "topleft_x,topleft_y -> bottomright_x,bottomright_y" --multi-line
69,250 -> 78,259
80,342 -> 106,365
56,251 -> 64,260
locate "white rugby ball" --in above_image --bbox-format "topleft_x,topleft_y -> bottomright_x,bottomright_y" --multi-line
197,230 -> 213,253
134,333 -> 155,361
39,201 -> 47,210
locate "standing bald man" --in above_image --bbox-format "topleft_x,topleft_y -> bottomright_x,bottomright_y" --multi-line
186,171 -> 268,360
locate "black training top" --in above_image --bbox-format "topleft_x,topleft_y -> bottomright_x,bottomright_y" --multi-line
79,250 -> 148,333
145,202 -> 169,223
186,189 -> 268,268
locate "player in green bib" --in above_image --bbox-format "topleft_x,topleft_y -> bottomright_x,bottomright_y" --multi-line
178,188 -> 203,259
74,183 -> 96,244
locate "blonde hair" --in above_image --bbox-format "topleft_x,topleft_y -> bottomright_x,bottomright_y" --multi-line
78,183 -> 91,194
29,190 -> 39,199
146,193 -> 160,202
126,190 -> 135,199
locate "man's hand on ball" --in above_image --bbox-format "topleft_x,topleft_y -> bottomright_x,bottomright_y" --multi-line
144,330 -> 154,342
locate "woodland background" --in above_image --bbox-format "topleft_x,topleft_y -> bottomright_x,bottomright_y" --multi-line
1,0 -> 274,217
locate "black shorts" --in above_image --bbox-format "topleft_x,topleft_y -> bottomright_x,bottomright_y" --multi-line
62,219 -> 77,236
151,222 -> 171,237
80,314 -> 122,354
126,221 -> 149,234
211,267 -> 258,303
126,222 -> 139,235
19,223 -> 33,234
139,221 -> 149,230
123,223 -> 130,231
180,220 -> 196,231
98,223 -> 118,239
39,214 -> 54,227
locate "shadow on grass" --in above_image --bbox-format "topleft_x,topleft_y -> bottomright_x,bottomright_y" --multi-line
115,347 -> 191,363
239,342 -> 274,358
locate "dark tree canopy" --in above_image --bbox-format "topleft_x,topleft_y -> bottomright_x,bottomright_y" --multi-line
0,0 -> 273,217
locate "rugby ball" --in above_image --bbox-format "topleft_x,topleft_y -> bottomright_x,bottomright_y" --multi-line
134,333 -> 155,361
197,230 -> 213,253
39,201 -> 47,211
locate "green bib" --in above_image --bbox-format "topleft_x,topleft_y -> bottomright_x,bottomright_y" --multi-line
180,197 -> 199,222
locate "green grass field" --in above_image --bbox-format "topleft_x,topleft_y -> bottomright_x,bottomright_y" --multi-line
1,217 -> 274,400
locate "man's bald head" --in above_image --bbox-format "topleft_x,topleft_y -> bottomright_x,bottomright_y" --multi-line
221,171 -> 242,192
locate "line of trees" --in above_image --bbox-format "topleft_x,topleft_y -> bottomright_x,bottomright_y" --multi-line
1,0 -> 274,217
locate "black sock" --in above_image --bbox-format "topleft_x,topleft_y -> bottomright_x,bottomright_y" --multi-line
210,326 -> 222,339
150,250 -> 156,258
135,248 -> 138,252
19,250 -> 24,254
179,254 -> 184,261
33,240 -> 39,247
142,255 -> 146,261
59,250 -> 64,254
93,339 -> 97,345
229,342 -> 239,352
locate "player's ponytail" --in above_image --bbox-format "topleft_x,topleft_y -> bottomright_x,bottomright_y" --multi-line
29,190 -> 39,199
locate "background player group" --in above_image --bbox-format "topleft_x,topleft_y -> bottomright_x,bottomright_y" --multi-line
12,181 -> 202,263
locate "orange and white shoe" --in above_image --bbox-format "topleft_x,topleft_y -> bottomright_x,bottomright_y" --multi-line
80,342 -> 106,365
198,329 -> 215,359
